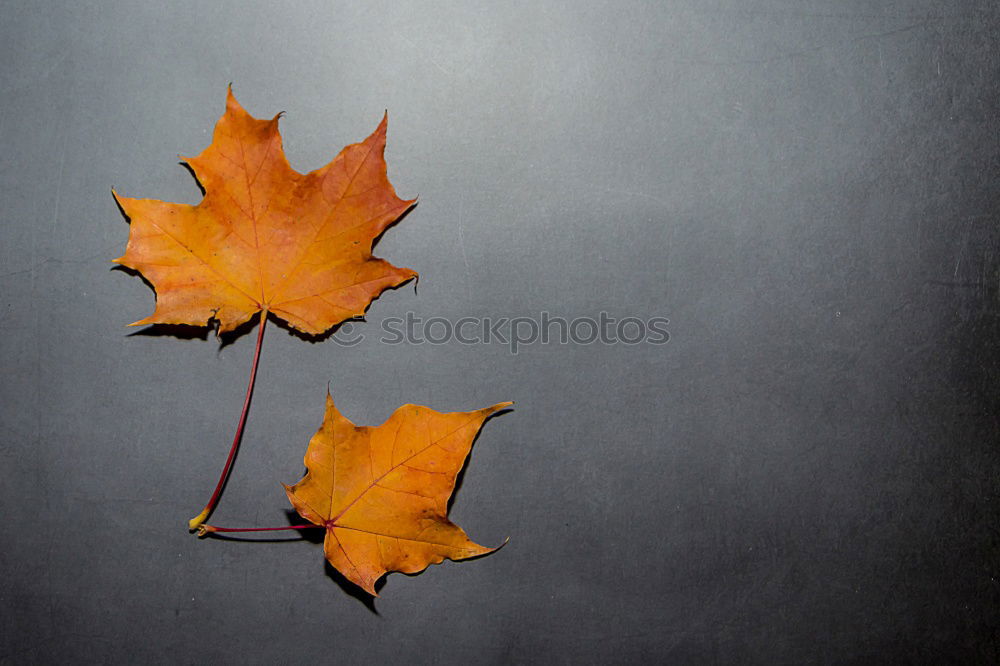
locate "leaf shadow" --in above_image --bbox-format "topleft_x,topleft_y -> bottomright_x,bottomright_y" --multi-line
372,201 -> 417,252
127,322 -> 212,341
324,562 -> 383,614
179,161 -> 206,197
199,509 -> 382,612
120,305 -> 268,350
268,313 -> 349,344
201,511 -> 324,544
447,405 -> 515,515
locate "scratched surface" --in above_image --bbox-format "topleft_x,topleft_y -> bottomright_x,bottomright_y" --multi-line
2,1 -> 999,663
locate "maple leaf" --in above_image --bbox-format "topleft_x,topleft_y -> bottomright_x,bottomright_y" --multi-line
113,87 -> 416,335
283,394 -> 511,595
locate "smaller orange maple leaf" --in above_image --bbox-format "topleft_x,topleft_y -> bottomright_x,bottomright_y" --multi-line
113,88 -> 416,335
284,394 -> 511,595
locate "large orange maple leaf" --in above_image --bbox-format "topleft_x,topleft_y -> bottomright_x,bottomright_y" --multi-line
282,394 -> 511,595
114,88 -> 416,335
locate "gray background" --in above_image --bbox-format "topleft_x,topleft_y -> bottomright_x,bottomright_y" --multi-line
2,1 -> 999,662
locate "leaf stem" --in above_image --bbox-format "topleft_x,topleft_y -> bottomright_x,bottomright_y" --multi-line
188,308 -> 269,531
198,524 -> 323,536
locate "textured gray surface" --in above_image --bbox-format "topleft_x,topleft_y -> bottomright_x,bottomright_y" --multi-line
2,1 -> 999,662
